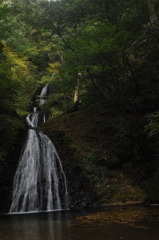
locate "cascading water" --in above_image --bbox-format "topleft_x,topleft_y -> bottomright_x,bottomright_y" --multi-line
9,84 -> 69,213
39,83 -> 49,123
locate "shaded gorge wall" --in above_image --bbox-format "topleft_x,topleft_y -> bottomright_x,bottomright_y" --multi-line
0,115 -> 27,213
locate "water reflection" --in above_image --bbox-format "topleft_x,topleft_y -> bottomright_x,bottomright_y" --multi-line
1,207 -> 159,240
47,212 -> 62,240
10,211 -> 65,240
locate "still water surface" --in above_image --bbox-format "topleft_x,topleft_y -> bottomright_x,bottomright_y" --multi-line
0,207 -> 159,240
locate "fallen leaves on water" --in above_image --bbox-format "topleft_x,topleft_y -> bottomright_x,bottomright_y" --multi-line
76,208 -> 159,226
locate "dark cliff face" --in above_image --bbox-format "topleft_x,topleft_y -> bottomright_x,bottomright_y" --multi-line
0,115 -> 26,213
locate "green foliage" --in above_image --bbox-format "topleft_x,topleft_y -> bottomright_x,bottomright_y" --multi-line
142,172 -> 159,202
0,0 -> 157,116
0,0 -> 155,116
0,0 -> 159,205
145,111 -> 159,138
0,60 -> 16,114
83,151 -> 108,182
35,0 -> 153,114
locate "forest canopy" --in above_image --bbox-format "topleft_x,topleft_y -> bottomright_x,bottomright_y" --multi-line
0,0 -> 158,116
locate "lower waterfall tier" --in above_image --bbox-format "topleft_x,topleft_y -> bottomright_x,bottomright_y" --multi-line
10,129 -> 69,213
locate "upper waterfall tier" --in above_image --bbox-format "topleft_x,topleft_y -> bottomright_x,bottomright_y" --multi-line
39,83 -> 49,106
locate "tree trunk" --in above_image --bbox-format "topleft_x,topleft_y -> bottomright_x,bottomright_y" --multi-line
73,78 -> 80,103
148,0 -> 159,23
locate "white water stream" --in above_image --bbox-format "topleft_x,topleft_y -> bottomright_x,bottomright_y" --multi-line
9,84 -> 69,213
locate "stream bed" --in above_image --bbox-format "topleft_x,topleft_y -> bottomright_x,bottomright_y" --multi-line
0,206 -> 159,240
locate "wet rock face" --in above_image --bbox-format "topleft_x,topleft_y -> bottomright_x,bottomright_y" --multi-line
0,172 -> 14,213
0,155 -> 20,213
0,119 -> 27,213
0,187 -> 11,213
42,128 -> 97,210
0,160 -> 21,213
68,188 -> 96,209
66,176 -> 91,209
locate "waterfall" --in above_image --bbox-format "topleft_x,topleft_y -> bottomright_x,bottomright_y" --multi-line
39,83 -> 49,106
9,84 -> 69,213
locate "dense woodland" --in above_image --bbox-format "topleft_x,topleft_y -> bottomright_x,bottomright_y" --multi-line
0,0 -> 159,211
